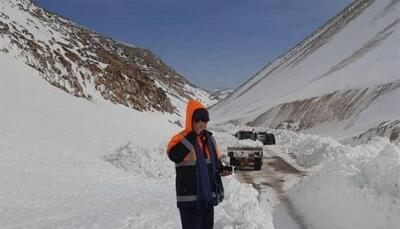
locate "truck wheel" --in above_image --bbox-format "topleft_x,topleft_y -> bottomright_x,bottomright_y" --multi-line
229,157 -> 237,166
266,134 -> 276,145
254,158 -> 262,170
271,134 -> 276,144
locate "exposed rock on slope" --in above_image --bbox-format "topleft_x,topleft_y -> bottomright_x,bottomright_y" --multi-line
0,0 -> 216,114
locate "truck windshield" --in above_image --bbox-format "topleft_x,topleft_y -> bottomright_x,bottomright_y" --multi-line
257,132 -> 266,138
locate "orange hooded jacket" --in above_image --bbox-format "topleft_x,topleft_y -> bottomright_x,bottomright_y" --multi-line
167,100 -> 221,161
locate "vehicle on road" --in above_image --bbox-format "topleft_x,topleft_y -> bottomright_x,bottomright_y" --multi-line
228,130 -> 263,170
256,131 -> 276,145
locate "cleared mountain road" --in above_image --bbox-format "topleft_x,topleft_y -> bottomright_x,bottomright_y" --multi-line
234,146 -> 308,229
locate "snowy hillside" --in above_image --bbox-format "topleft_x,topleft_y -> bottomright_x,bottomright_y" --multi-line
0,0 -> 216,117
210,0 -> 400,144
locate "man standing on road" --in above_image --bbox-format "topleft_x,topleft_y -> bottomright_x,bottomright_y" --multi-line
167,99 -> 231,229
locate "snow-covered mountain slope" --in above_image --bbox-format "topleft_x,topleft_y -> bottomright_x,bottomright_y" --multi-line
0,45 -> 179,227
210,0 -> 400,144
0,0 -> 216,117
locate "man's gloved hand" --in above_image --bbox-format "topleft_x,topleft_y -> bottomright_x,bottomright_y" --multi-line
185,130 -> 198,145
220,166 -> 233,176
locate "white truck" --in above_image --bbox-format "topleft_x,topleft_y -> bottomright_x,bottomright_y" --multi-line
227,130 -> 264,170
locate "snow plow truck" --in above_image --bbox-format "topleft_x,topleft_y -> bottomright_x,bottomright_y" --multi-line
227,130 -> 263,170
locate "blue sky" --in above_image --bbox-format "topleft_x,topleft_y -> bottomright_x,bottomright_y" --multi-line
36,0 -> 352,91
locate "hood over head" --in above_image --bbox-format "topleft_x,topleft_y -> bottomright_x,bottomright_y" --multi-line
184,100 -> 208,132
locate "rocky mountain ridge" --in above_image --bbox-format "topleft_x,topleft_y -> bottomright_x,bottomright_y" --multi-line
0,0 -> 216,115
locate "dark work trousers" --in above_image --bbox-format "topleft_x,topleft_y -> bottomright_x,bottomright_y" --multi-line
178,206 -> 214,229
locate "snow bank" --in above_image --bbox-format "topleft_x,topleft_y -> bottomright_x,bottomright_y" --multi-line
104,142 -> 175,179
274,129 -> 352,168
275,129 -> 400,229
105,149 -> 275,229
104,136 -> 275,229
216,176 -> 274,229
